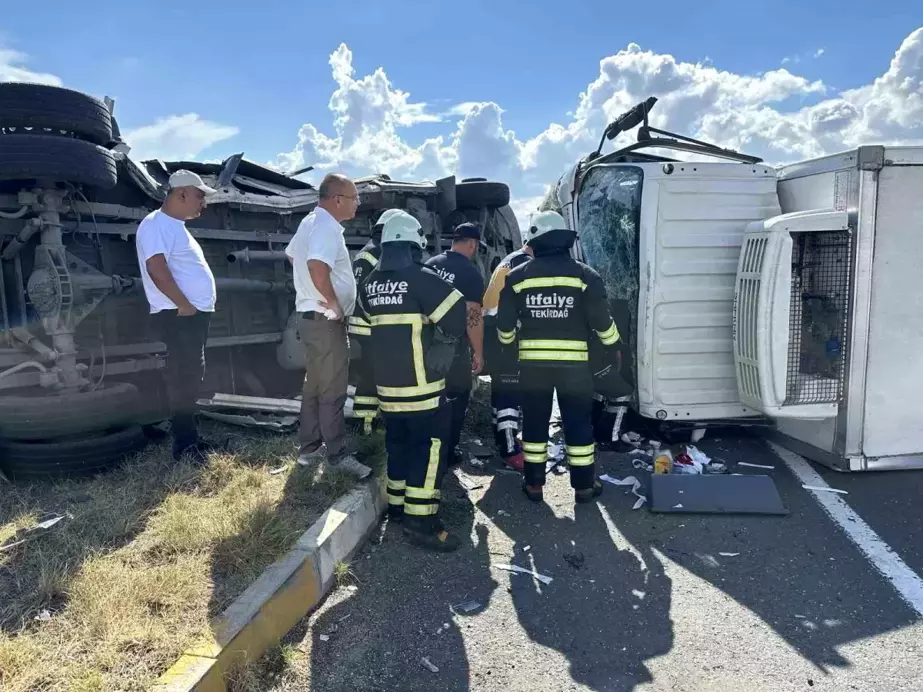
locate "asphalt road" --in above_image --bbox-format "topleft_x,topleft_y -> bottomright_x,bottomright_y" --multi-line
263,432 -> 923,692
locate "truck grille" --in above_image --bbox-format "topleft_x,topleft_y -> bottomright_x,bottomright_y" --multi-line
735,236 -> 767,402
784,230 -> 851,405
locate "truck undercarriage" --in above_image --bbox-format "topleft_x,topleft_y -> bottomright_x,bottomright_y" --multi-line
0,83 -> 520,479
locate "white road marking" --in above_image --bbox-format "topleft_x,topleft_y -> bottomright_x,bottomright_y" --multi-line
769,442 -> 923,618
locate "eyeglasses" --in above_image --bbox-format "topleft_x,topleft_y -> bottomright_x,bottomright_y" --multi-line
337,193 -> 360,203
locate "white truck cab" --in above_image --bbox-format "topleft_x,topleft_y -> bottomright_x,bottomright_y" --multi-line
546,98 -> 923,471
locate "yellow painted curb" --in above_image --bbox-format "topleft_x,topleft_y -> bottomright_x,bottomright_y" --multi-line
153,478 -> 386,691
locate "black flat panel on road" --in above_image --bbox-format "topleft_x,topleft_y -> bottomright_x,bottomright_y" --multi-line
649,473 -> 788,515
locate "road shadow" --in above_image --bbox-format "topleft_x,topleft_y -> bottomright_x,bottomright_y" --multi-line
601,428 -> 922,676
478,469 -> 675,691
284,469 -> 498,692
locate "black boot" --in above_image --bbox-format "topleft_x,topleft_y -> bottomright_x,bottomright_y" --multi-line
388,504 -> 405,523
403,516 -> 461,553
575,479 -> 604,504
522,482 -> 544,503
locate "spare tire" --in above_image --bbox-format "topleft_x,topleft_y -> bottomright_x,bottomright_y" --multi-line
0,83 -> 113,145
0,133 -> 117,188
456,180 -> 510,208
0,425 -> 147,480
0,382 -> 141,441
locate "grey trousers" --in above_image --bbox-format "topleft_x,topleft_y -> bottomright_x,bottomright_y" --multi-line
297,314 -> 349,459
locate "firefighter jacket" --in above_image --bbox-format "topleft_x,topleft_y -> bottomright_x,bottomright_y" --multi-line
481,249 -> 531,374
496,253 -> 620,369
357,264 -> 467,414
347,239 -> 381,338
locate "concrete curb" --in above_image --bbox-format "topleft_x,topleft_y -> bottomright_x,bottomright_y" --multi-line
153,477 -> 387,691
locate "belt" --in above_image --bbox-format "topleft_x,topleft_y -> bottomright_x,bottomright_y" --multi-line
300,311 -> 323,320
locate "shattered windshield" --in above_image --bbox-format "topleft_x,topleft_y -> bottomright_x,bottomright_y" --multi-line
576,165 -> 643,378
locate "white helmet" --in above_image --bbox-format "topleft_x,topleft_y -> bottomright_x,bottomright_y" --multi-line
374,208 -> 404,228
525,210 -> 569,244
380,209 -> 426,249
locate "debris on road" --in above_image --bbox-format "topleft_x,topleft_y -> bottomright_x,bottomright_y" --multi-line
673,445 -> 712,474
420,657 -> 440,673
563,552 -> 586,570
451,600 -> 481,614
34,609 -> 52,622
802,484 -> 849,495
599,474 -> 647,509
650,474 -> 788,515
469,458 -> 486,468
319,634 -> 330,642
200,410 -> 298,432
691,428 -> 706,443
469,441 -> 493,458
1,513 -> 68,552
523,545 -> 531,552
633,458 -> 654,473
453,469 -> 484,491
738,462 -> 776,470
493,563 -> 553,585
268,464 -> 288,475
719,552 -> 741,557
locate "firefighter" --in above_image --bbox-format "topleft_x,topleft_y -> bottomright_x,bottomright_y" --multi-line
357,209 -> 467,551
496,210 -> 621,503
347,209 -> 401,434
424,223 -> 486,466
481,241 -> 533,470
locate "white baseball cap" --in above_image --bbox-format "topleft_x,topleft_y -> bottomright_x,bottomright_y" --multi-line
167,169 -> 217,195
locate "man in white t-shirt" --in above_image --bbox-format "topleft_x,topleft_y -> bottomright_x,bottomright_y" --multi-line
285,173 -> 371,478
135,169 -> 217,463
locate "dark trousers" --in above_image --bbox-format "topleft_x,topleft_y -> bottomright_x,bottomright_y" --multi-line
491,379 -> 522,459
520,366 -> 595,491
152,310 -> 211,455
298,313 -> 349,459
350,335 -> 379,434
384,404 -> 449,521
445,387 -> 471,460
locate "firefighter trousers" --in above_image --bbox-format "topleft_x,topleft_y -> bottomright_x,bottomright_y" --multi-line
351,335 -> 379,434
383,404 -> 450,520
520,366 -> 595,491
491,379 -> 522,459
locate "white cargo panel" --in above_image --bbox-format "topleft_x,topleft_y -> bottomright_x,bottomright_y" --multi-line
638,164 -> 779,420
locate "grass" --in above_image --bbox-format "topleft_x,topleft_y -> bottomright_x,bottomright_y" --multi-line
0,421 -> 386,692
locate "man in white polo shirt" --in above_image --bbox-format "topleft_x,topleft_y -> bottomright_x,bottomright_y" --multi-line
286,173 -> 371,478
136,169 -> 217,463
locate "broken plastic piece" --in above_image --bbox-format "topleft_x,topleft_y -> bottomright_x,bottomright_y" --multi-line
719,552 -> 740,557
738,462 -> 775,470
493,563 -> 553,585
802,484 -> 848,495
421,657 -> 440,673
599,474 -> 647,509
319,634 -> 330,642
691,428 -> 706,443
451,600 -> 481,613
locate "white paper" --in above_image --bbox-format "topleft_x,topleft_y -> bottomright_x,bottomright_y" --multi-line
803,484 -> 848,495
599,474 -> 647,510
738,462 -> 775,470
35,516 -> 64,530
493,563 -> 553,585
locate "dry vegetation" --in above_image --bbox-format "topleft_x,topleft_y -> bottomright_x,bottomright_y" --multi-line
0,423 -> 385,692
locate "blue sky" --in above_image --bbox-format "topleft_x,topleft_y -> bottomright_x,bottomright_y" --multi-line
2,2 -> 922,215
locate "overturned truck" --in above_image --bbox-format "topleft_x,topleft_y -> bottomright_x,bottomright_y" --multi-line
0,83 -> 520,479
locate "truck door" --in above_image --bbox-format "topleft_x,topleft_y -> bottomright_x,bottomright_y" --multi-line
732,209 -> 853,420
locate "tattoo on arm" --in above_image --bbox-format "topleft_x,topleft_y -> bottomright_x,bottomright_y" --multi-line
466,303 -> 483,328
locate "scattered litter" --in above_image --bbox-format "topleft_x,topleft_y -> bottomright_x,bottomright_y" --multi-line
691,428 -> 706,443
654,449 -> 673,475
319,634 -> 330,642
1,513 -> 68,552
803,484 -> 848,495
600,474 -> 647,510
337,614 -> 351,623
706,462 -> 727,474
493,563 -> 553,585
35,516 -> 65,531
738,462 -> 775,470
673,503 -> 684,509
621,432 -> 643,448
497,510 -> 510,516
629,449 -> 653,458
469,442 -> 493,459
673,445 -> 712,474
719,552 -> 741,557
468,458 -> 486,468
649,440 -> 662,451
420,657 -> 440,673
563,552 -> 585,570
523,545 -> 531,552
451,600 -> 481,614
454,469 -> 484,491
268,464 -> 288,475
0,539 -> 26,553
632,458 -> 654,473
34,609 -> 52,622
794,614 -> 806,619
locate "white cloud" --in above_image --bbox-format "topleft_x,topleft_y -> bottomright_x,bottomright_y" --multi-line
0,47 -> 62,85
276,28 -> 922,213
123,114 -> 239,161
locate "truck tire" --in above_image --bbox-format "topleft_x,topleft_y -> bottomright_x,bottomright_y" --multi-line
0,425 -> 147,480
456,180 -> 510,208
0,382 -> 141,441
0,134 -> 118,188
0,83 -> 113,145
